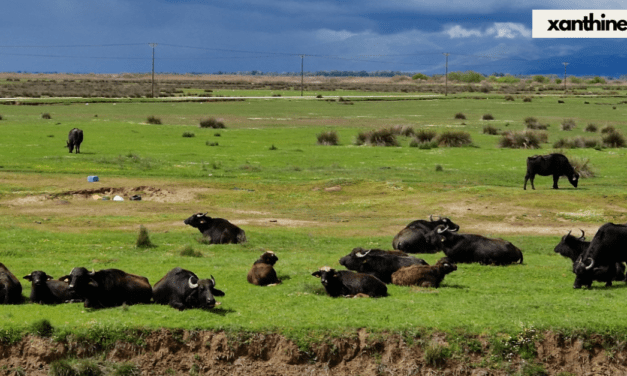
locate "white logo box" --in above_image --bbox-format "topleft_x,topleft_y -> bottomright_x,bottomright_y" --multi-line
533,10 -> 627,38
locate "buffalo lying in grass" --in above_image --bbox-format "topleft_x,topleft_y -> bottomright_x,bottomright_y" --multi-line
312,267 -> 387,298
248,251 -> 281,286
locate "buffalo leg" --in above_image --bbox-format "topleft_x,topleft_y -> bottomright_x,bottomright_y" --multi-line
524,173 -> 535,190
552,175 -> 560,189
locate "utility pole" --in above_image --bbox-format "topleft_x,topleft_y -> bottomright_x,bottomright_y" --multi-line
443,53 -> 450,96
300,55 -> 305,97
562,62 -> 569,92
149,43 -> 158,98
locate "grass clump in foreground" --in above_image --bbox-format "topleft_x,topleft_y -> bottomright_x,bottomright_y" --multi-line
135,225 -> 154,248
316,131 -> 339,145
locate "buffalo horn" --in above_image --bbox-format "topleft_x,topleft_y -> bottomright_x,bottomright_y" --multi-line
356,249 -> 371,258
211,275 -> 216,286
585,258 -> 595,270
188,277 -> 198,289
437,225 -> 449,234
579,229 -> 585,240
566,230 -> 572,237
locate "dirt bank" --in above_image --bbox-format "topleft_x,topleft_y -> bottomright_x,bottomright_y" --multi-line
0,329 -> 625,375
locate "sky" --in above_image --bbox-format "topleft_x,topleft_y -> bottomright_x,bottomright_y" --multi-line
1,0 -> 626,77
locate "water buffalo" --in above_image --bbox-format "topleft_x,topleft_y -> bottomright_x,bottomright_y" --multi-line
67,128 -> 83,154
339,247 -> 428,283
184,212 -> 247,244
153,267 -> 225,310
23,271 -> 81,304
59,267 -> 152,309
391,257 -> 457,287
427,225 -> 523,265
312,266 -> 387,298
0,263 -> 23,304
554,230 -> 626,288
524,153 -> 579,190
247,251 -> 281,286
392,215 -> 461,253
574,223 -> 627,288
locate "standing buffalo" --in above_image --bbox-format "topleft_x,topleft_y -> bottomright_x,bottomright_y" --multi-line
392,215 -> 460,253
524,153 -> 579,190
554,230 -> 625,288
67,128 -> 84,154
339,247 -> 428,283
23,271 -> 81,304
59,267 -> 152,308
427,225 -> 523,265
391,257 -> 457,287
247,251 -> 281,286
153,267 -> 225,310
312,267 -> 387,298
574,223 -> 627,287
0,263 -> 23,304
184,212 -> 247,244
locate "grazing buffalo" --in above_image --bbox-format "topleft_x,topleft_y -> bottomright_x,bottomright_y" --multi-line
23,271 -> 81,304
59,267 -> 152,309
524,153 -> 579,190
312,267 -> 387,298
391,257 -> 457,287
184,212 -> 247,244
339,247 -> 428,283
247,251 -> 281,286
554,230 -> 626,288
67,128 -> 84,154
574,223 -> 627,288
0,263 -> 23,305
392,215 -> 460,253
153,267 -> 225,310
427,225 -> 523,265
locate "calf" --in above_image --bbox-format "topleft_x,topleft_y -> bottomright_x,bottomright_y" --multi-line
67,128 -> 83,154
312,267 -> 387,298
247,251 -> 281,286
339,247 -> 428,283
553,230 -> 626,288
391,257 -> 457,287
184,212 -> 247,244
59,267 -> 152,309
392,215 -> 460,253
524,153 -> 579,190
153,267 -> 225,310
23,271 -> 81,304
0,263 -> 23,304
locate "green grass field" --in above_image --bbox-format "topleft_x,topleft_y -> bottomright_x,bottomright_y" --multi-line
1,92 -> 627,346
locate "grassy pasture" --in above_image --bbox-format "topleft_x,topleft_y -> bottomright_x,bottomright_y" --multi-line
1,93 -> 627,345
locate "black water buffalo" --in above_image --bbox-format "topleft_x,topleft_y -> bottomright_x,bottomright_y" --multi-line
391,257 -> 457,287
554,230 -> 626,288
0,263 -> 23,304
67,128 -> 83,154
427,225 -> 523,265
339,247 -> 428,283
184,212 -> 247,244
312,267 -> 387,298
59,267 -> 152,308
23,271 -> 81,304
247,251 -> 281,286
574,223 -> 627,287
392,215 -> 460,253
153,267 -> 225,310
524,153 -> 579,190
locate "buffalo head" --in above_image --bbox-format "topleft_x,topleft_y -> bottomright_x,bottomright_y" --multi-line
23,271 -> 53,286
187,275 -> 225,309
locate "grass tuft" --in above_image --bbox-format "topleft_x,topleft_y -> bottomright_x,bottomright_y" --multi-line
146,116 -> 161,125
199,118 -> 226,129
436,131 -> 472,147
317,131 -> 339,145
135,225 -> 154,248
182,132 -> 195,138
355,129 -> 399,147
180,245 -> 203,257
41,113 -> 52,119
499,130 -> 546,149
454,112 -> 466,120
585,123 -> 598,132
483,125 -> 500,135
482,113 -> 494,121
560,119 -> 576,131
30,319 -> 54,337
602,130 -> 626,147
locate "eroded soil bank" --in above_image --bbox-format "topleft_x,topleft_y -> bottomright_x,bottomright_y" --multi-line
0,329 -> 625,375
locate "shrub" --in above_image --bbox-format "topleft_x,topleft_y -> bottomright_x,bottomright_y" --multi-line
496,75 -> 520,83
447,70 -> 484,83
555,78 -> 562,84
206,141 -> 219,146
41,113 -> 51,119
355,129 -> 399,146
423,343 -> 451,367
180,245 -> 203,257
199,118 -> 226,129
412,73 -> 429,80
532,75 -> 547,83
391,125 -> 415,137
435,164 -> 443,172
30,319 -> 54,337
136,225 -> 154,248
316,94 -> 323,99
146,116 -> 161,125
454,112 -> 466,120
553,137 -> 600,149
603,130 -> 626,147
269,144 -> 278,150
414,129 -> 437,142
589,76 -> 606,84
410,139 -> 438,149
182,132 -> 195,138
0,114 -> 3,120
561,119 -> 576,131
504,95 -> 515,101
525,117 -> 549,130
499,130 -> 546,149
317,131 -> 339,145
585,123 -> 598,132
436,131 -> 472,147
523,97 -> 533,102
601,125 -> 616,134
482,113 -> 494,121
483,125 -> 499,135
568,156 -> 596,178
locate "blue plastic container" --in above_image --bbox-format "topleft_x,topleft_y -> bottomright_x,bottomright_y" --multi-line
87,176 -> 99,182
